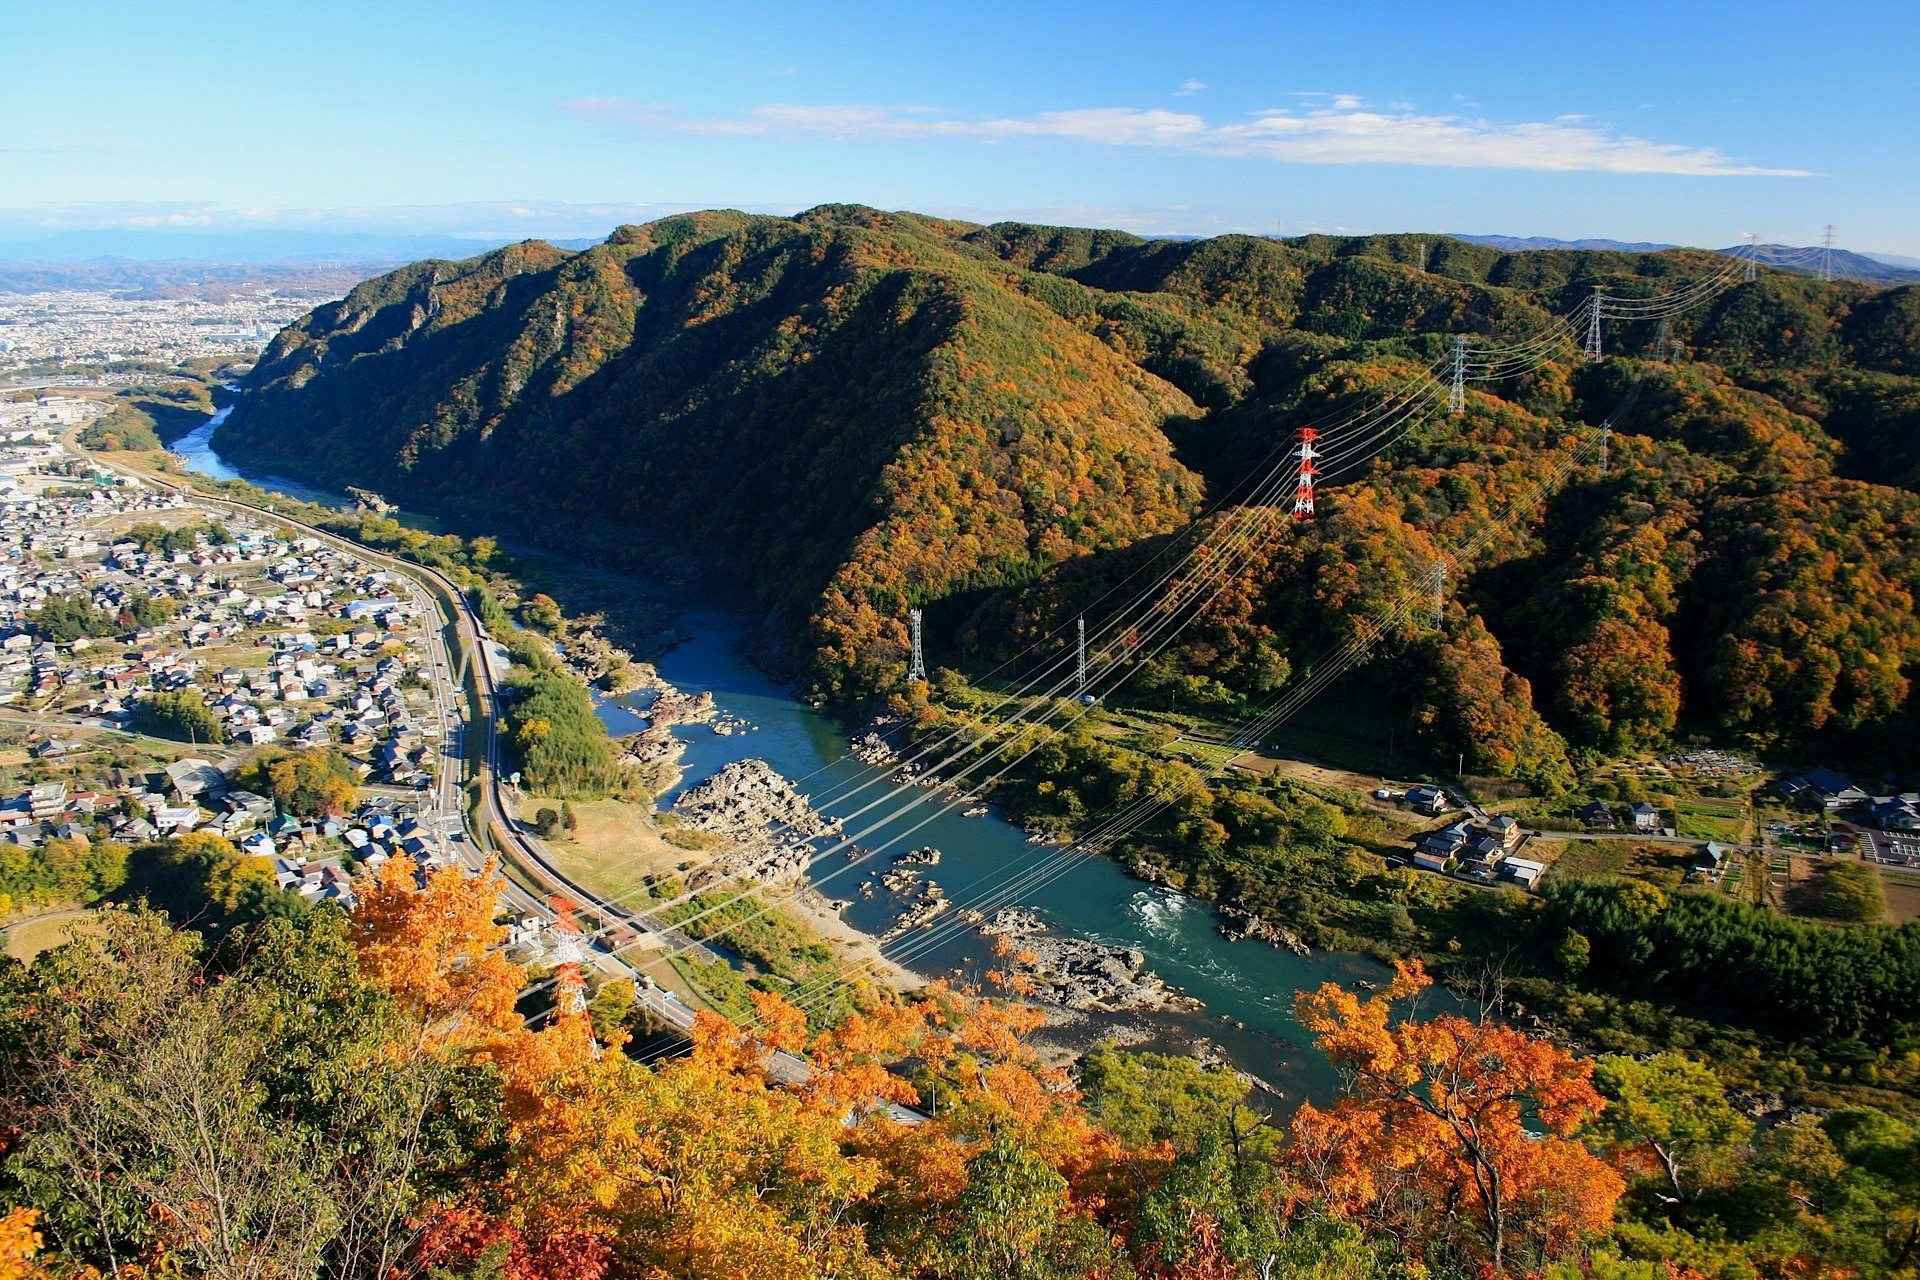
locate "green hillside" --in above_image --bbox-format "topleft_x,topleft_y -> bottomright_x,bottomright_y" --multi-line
222,205 -> 1920,764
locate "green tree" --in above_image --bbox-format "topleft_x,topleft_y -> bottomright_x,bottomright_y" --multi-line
1079,1046 -> 1259,1153
941,1136 -> 1102,1280
242,747 -> 358,817
1590,1052 -> 1752,1210
1554,929 -> 1592,977
130,689 -> 226,744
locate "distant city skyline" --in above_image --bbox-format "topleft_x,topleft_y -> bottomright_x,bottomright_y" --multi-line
5,0 -> 1916,254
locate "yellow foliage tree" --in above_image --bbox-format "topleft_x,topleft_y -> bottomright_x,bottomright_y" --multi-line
348,856 -> 522,1048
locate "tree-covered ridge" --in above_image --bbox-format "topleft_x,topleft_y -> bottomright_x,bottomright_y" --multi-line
222,206 -> 1920,758
225,208 -> 1205,697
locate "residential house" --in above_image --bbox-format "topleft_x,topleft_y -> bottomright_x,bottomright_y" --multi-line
1630,802 -> 1662,833
1780,767 -> 1870,811
1500,857 -> 1546,890
165,757 -> 226,803
1579,801 -> 1616,829
1405,785 -> 1449,816
1865,794 -> 1920,831
1691,843 -> 1729,882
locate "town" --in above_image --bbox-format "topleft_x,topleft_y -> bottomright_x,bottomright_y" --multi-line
0,395 -> 466,914
0,288 -> 309,378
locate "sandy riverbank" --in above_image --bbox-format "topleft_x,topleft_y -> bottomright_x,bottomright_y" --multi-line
785,881 -> 931,991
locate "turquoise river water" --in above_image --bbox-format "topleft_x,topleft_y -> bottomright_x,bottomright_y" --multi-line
175,409 -> 1401,1105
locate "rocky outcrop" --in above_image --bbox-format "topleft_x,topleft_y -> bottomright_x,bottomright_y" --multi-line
849,723 -> 901,766
1216,905 -> 1310,956
981,908 -> 1197,1012
882,879 -> 951,942
648,688 -> 716,729
673,758 -> 835,842
673,758 -> 839,889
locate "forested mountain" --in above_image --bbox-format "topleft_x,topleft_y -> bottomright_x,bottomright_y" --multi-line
221,206 -> 1920,766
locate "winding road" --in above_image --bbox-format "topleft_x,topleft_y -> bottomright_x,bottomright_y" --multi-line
68,432 -> 875,1099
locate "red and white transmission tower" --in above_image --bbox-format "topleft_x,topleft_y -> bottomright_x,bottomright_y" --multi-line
548,895 -> 601,1058
1291,427 -> 1320,520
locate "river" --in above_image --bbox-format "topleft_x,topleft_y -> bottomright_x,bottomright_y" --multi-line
170,405 -> 347,509
173,406 -> 1400,1106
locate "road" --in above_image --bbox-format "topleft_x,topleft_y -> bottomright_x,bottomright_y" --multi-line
67,436 -> 862,1092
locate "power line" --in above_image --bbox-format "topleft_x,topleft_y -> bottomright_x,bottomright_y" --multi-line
905,608 -> 926,684
1448,335 -> 1467,415
521,243 -> 1755,1002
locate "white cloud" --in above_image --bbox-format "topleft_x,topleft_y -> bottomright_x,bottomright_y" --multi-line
1176,78 -> 1207,95
561,97 -> 1809,177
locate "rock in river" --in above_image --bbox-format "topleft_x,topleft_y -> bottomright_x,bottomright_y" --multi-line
980,908 -> 1197,1013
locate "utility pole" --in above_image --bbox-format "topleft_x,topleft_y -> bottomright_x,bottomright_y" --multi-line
1585,286 -> 1605,362
1448,334 -> 1467,416
1075,616 -> 1090,701
1291,427 -> 1319,521
1820,224 -> 1836,283
1743,231 -> 1758,283
1414,241 -> 1429,272
1655,316 -> 1671,363
906,608 -> 926,684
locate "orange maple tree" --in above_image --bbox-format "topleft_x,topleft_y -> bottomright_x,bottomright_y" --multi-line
1288,960 -> 1624,1274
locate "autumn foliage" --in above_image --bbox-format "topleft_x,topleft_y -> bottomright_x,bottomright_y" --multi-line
6,860 -> 1915,1278
1289,961 -> 1624,1274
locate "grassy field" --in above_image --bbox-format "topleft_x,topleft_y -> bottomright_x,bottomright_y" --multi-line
1536,839 -> 1699,888
1674,798 -> 1749,843
2,910 -> 94,962
1538,839 -> 1631,878
1875,869 -> 1920,925
1234,695 -> 1405,779
521,793 -> 693,904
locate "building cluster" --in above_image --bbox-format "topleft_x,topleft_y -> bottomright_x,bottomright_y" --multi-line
1395,812 -> 1546,890
1780,767 -> 1920,868
0,408 -> 463,900
1575,799 -> 1666,833
0,290 -> 305,376
1776,766 -> 1916,827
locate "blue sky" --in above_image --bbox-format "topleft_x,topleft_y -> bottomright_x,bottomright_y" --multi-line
4,0 -> 1916,253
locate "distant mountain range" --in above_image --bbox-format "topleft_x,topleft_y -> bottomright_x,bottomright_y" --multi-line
1452,233 -> 1679,254
1454,233 -> 1920,285
0,228 -> 605,264
1733,243 -> 1920,286
0,230 -> 611,297
6,225 -> 1917,294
